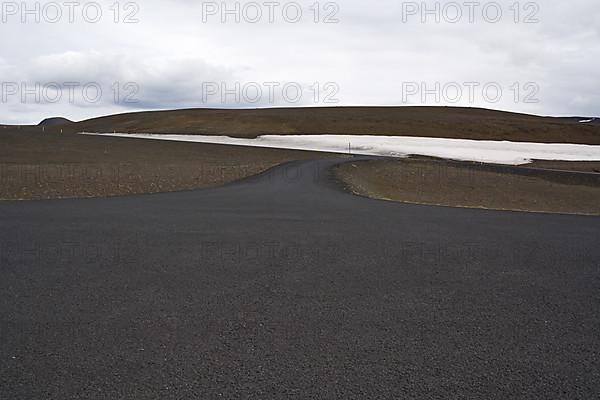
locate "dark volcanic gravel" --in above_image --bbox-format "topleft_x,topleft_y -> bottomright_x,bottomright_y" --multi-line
1,159 -> 599,399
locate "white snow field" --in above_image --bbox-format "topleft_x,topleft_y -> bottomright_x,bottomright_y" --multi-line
80,133 -> 600,165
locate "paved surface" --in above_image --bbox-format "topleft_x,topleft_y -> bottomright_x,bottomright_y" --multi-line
1,158 -> 599,399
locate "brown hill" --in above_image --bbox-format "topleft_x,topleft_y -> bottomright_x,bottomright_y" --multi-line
30,107 -> 600,144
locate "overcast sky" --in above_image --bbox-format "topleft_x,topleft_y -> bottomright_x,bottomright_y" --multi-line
0,0 -> 598,124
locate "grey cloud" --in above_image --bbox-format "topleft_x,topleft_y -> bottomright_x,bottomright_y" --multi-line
0,0 -> 598,123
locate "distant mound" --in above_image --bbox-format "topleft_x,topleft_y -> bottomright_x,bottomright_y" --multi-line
38,117 -> 74,127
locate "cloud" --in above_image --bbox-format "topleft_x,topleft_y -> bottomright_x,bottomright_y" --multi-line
0,0 -> 598,124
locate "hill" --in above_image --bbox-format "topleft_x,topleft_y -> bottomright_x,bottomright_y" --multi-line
68,107 -> 600,144
38,117 -> 74,127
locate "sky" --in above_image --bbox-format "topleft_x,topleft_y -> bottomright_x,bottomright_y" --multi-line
0,0 -> 598,124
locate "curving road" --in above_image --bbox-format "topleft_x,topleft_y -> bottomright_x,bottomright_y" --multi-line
1,158 -> 599,399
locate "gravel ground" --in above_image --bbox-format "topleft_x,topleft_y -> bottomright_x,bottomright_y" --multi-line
335,157 -> 600,215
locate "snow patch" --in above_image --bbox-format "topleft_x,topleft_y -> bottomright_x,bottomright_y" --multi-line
80,133 -> 600,165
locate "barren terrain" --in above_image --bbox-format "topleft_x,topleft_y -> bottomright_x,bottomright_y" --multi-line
0,127 -> 342,200
21,106 -> 600,144
335,158 -> 600,215
3,107 -> 599,215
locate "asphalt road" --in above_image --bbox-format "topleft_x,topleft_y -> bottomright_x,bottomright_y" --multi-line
1,158 -> 599,399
